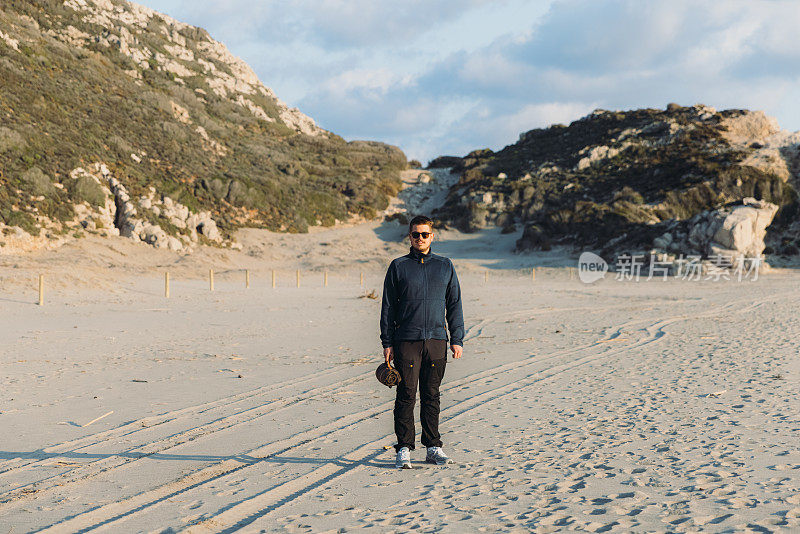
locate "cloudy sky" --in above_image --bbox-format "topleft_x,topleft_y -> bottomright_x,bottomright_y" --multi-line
142,0 -> 800,163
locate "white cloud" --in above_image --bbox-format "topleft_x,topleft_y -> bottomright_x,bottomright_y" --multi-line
321,68 -> 412,99
142,0 -> 800,162
294,0 -> 494,48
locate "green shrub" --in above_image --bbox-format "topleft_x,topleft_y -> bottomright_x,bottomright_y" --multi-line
287,215 -> 308,233
0,127 -> 25,153
1,209 -> 40,236
19,167 -> 57,197
613,186 -> 644,204
0,1 -> 407,236
69,175 -> 106,206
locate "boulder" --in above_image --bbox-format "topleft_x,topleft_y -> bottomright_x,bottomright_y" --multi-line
516,224 -> 551,251
652,232 -> 673,250
709,198 -> 777,258
141,223 -> 168,247
652,197 -> 778,264
465,204 -> 488,231
196,217 -> 221,241
166,236 -> 183,251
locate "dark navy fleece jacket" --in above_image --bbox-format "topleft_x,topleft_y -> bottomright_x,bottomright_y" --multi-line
380,247 -> 464,348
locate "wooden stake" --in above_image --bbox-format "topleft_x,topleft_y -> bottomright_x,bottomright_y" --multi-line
296,269 -> 300,288
360,271 -> 364,287
83,410 -> 114,427
272,269 -> 276,289
165,272 -> 170,298
484,271 -> 488,284
209,268 -> 214,291
245,269 -> 250,289
532,268 -> 536,283
38,274 -> 44,306
324,270 -> 328,287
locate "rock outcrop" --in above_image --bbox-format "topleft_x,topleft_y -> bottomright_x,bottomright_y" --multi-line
651,198 -> 778,262
384,168 -> 460,221
431,104 -> 800,261
89,163 -> 222,251
0,161 -> 228,254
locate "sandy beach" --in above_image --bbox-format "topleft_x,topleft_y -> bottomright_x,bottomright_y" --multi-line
1,222 -> 799,533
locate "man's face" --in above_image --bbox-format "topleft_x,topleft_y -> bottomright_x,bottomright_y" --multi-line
409,223 -> 434,252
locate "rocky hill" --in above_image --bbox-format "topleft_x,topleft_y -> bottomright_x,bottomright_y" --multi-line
431,104 -> 800,261
0,0 -> 406,252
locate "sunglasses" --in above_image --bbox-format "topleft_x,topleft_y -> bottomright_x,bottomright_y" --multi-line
411,231 -> 431,239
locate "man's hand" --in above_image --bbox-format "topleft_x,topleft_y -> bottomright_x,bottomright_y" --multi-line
384,346 -> 394,366
450,344 -> 463,359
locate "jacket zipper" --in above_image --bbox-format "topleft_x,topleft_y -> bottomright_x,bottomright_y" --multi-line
422,255 -> 427,338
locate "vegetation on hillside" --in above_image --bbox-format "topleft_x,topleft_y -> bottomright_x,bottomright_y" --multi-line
431,105 -> 799,255
0,0 -> 406,238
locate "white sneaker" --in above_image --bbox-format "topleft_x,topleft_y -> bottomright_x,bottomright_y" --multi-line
426,446 -> 453,465
396,446 -> 412,469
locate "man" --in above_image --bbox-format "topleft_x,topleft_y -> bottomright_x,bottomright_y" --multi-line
380,215 -> 464,469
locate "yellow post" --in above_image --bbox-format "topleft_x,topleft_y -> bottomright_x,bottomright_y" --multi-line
209,269 -> 214,291
165,272 -> 170,298
532,268 -> 536,283
360,271 -> 364,287
324,270 -> 328,287
245,269 -> 250,289
272,269 -> 276,289
38,274 -> 44,306
296,269 -> 300,288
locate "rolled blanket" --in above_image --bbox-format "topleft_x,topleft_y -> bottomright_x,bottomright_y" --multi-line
376,362 -> 401,388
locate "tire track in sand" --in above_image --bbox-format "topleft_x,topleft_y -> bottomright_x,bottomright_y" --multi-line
186,316 -> 686,533
0,364 -> 356,475
1,302 -> 632,504
0,367 -> 367,501
27,292 -> 789,532
30,314 -> 662,533
178,296 -> 782,532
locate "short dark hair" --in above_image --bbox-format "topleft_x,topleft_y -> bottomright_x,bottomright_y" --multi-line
409,215 -> 434,233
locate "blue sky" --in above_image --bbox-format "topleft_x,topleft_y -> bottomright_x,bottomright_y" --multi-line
141,0 -> 800,163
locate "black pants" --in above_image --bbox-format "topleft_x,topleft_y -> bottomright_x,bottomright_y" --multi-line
393,339 -> 447,451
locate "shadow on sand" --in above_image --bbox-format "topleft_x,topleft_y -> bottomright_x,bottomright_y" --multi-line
0,449 -> 394,469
